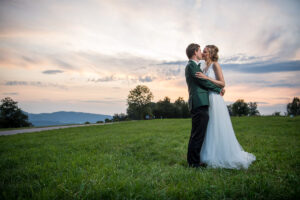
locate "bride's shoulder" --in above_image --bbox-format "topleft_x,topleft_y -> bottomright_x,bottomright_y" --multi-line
212,62 -> 222,70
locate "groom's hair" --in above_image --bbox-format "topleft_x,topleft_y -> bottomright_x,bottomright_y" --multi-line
186,43 -> 200,59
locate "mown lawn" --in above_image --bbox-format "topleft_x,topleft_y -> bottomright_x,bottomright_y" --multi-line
0,117 -> 299,199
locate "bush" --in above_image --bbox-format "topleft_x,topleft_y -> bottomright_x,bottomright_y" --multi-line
272,111 -> 281,116
232,99 -> 250,116
0,97 -> 32,128
105,118 -> 112,123
287,97 -> 300,116
112,113 -> 128,122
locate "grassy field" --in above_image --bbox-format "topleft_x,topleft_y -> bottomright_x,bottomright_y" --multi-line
0,117 -> 299,199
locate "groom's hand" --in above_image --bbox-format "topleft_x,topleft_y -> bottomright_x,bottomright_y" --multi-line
220,88 -> 225,96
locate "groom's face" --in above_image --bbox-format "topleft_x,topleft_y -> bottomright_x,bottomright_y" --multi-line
195,47 -> 202,60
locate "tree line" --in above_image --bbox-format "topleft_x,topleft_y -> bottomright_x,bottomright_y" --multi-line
0,86 -> 299,127
227,100 -> 260,116
124,85 -> 261,120
115,85 -> 300,121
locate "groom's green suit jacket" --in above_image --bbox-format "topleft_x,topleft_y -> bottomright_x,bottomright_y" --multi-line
185,60 -> 221,111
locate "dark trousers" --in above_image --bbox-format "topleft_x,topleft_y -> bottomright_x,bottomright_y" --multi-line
187,106 -> 209,167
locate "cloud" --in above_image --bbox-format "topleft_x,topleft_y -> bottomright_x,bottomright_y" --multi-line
5,81 -> 28,86
42,70 -> 64,74
0,45 -> 161,75
222,60 -> 300,73
2,92 -> 18,95
158,58 -> 300,86
160,57 -> 300,75
263,31 -> 282,47
164,68 -> 181,76
159,61 -> 187,65
1,0 -> 300,61
152,65 -> 184,80
51,58 -> 74,69
159,57 -> 300,90
267,83 -> 300,88
159,54 -> 274,66
159,53 -> 281,67
0,0 -> 299,115
21,56 -> 38,64
78,51 -> 159,72
219,54 -> 275,64
4,81 -> 67,89
88,76 -> 116,82
88,74 -> 156,83
138,76 -> 155,82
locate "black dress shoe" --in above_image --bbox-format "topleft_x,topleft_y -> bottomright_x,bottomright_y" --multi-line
199,163 -> 207,168
189,163 -> 207,168
189,164 -> 200,168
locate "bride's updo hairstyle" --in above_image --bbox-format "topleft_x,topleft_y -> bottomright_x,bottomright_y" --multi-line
206,45 -> 219,62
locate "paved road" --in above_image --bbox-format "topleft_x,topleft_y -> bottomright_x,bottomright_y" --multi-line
0,123 -> 110,136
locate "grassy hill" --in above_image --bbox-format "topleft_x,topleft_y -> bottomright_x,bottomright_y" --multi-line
0,117 -> 299,199
26,111 -> 112,127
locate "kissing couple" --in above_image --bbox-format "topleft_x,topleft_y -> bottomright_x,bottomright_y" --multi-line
185,43 -> 256,169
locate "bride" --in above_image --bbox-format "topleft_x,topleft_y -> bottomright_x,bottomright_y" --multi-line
195,45 -> 256,169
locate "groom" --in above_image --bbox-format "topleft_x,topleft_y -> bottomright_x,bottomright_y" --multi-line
185,43 -> 224,168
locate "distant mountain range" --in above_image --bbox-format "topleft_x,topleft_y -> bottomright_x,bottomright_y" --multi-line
24,111 -> 112,127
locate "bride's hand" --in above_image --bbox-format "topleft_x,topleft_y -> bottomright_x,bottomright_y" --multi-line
220,88 -> 225,96
195,72 -> 208,79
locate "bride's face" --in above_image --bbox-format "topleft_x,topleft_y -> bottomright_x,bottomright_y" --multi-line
203,47 -> 210,61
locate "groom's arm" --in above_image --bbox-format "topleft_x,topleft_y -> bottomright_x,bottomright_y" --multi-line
188,64 -> 221,93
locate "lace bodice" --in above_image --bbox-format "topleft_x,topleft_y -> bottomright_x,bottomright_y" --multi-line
202,63 -> 216,80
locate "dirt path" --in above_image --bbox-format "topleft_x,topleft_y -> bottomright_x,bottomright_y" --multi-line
0,123 -> 110,136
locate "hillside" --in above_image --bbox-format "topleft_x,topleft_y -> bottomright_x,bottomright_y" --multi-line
25,111 -> 112,126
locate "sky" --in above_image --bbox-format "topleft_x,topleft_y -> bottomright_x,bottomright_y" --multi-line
0,0 -> 300,115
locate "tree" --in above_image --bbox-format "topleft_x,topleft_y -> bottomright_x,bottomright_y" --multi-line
227,104 -> 233,116
127,85 -> 154,120
151,97 -> 190,119
174,97 -> 185,106
181,103 -> 190,118
248,102 -> 260,116
232,99 -> 249,116
153,97 -> 175,119
0,97 -> 32,128
174,97 -> 190,118
112,114 -> 120,122
287,97 -> 300,116
149,102 -> 157,119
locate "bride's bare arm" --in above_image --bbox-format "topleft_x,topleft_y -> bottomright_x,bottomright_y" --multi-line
212,62 -> 225,88
195,62 -> 225,88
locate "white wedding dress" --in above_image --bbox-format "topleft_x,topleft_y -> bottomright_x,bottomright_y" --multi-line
200,63 -> 256,169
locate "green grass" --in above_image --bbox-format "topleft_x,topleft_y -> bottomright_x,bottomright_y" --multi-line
0,117 -> 299,199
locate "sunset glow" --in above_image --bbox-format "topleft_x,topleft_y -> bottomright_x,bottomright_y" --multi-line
1,0 -> 299,115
